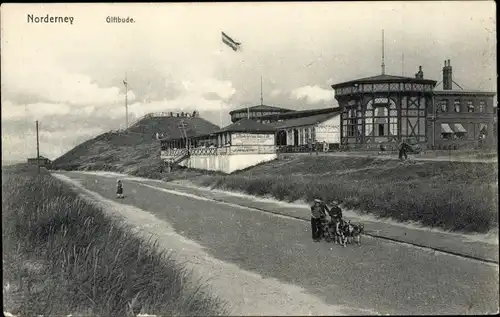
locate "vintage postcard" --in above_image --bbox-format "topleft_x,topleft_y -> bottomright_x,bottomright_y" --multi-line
1,2 -> 498,316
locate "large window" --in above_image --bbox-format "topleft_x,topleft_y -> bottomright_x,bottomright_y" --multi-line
454,100 -> 461,112
347,108 -> 357,137
440,100 -> 449,112
364,98 -> 398,141
479,124 -> 488,138
479,101 -> 486,113
467,101 -> 474,112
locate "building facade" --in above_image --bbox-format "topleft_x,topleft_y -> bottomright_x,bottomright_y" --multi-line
429,60 -> 496,149
332,68 -> 436,150
229,104 -> 294,123
331,60 -> 497,150
27,156 -> 51,166
228,106 -> 343,150
160,119 -> 277,174
268,110 -> 341,149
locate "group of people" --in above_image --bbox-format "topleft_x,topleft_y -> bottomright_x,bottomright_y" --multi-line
310,198 -> 343,242
307,139 -> 330,155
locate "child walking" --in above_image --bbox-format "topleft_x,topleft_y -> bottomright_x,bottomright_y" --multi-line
116,180 -> 124,199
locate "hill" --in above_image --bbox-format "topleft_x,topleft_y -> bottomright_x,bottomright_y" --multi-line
53,114 -> 219,174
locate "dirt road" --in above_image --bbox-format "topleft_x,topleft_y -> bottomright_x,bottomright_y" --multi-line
54,171 -> 499,315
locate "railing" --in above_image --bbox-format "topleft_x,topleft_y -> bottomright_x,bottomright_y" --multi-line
129,111 -> 199,128
161,148 -> 188,159
161,145 -> 277,159
276,144 -> 341,153
190,147 -> 220,156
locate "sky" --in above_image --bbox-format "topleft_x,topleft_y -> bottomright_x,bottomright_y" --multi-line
1,2 -> 497,162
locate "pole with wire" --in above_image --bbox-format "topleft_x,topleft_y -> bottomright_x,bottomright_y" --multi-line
36,120 -> 40,174
123,73 -> 129,129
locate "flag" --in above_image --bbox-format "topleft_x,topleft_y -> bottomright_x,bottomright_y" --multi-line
123,80 -> 127,85
221,31 -> 241,51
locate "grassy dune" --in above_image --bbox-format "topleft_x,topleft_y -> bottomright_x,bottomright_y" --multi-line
2,165 -> 227,316
192,156 -> 499,233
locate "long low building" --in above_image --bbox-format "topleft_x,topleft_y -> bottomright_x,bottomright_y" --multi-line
229,106 -> 343,151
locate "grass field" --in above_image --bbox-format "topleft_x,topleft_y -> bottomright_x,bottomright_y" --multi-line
2,164 -> 227,316
189,156 -> 499,234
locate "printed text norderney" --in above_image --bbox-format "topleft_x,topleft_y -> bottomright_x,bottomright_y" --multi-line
27,14 -> 74,25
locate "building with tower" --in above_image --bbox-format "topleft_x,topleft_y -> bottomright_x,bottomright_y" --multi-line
331,71 -> 436,150
330,30 -> 496,150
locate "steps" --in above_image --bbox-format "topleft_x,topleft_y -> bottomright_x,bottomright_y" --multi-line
170,150 -> 190,165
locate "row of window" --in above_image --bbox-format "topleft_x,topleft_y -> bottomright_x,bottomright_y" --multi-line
342,118 -> 426,138
232,111 -> 277,119
437,100 -> 486,113
335,83 -> 434,95
440,123 -> 488,141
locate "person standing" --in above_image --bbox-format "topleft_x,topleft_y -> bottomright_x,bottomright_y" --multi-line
398,140 -> 408,161
328,200 -> 344,243
310,199 -> 328,242
116,180 -> 124,199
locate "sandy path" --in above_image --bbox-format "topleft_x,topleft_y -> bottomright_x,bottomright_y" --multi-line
54,174 -> 377,316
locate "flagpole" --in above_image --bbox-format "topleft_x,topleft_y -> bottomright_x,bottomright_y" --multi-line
260,75 -> 263,105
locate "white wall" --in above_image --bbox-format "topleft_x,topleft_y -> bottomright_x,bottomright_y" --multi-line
178,153 -> 277,174
314,115 -> 341,144
231,133 -> 275,146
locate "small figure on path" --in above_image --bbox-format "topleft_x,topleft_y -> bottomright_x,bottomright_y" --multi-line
116,180 -> 124,199
398,140 -> 408,161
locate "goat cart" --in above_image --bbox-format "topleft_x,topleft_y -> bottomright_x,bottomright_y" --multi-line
321,218 -> 365,247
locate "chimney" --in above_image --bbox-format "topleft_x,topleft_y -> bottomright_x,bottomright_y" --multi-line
415,66 -> 424,79
443,59 -> 453,90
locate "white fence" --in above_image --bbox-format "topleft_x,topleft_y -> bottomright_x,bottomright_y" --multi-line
160,145 -> 277,160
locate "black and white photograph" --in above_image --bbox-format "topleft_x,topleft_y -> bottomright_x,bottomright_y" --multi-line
1,2 -> 498,316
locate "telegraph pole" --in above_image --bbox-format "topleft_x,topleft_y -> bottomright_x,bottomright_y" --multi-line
36,120 -> 40,174
124,73 -> 129,129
